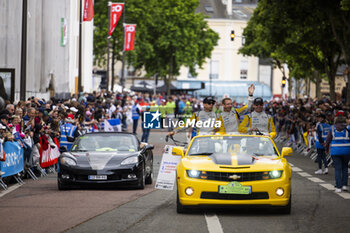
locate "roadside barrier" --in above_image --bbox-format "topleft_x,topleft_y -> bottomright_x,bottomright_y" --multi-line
0,141 -> 25,190
274,125 -> 333,167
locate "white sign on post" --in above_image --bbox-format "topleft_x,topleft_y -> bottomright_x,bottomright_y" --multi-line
155,145 -> 182,190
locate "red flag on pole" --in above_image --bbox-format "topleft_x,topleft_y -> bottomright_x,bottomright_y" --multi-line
83,0 -> 94,21
124,24 -> 136,51
109,3 -> 124,36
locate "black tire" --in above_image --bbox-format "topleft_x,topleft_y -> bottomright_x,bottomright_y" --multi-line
137,166 -> 145,189
145,171 -> 153,184
145,159 -> 153,185
279,194 -> 291,214
177,190 -> 188,214
57,179 -> 69,190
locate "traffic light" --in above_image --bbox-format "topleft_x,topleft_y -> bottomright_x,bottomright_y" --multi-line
282,76 -> 286,88
230,30 -> 235,41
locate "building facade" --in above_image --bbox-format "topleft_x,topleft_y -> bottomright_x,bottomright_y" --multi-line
0,0 -> 93,102
176,0 -> 285,101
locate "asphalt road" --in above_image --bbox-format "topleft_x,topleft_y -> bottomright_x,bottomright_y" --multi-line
1,130 -> 350,233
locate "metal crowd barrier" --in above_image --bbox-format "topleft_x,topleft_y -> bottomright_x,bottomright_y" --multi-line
275,125 -> 334,167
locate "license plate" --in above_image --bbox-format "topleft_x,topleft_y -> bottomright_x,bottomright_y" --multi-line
88,175 -> 107,180
219,181 -> 251,194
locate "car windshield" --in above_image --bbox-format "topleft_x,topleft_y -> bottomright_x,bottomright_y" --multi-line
187,136 -> 278,156
71,134 -> 139,152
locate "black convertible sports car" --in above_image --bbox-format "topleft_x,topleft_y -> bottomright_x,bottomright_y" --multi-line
57,132 -> 154,190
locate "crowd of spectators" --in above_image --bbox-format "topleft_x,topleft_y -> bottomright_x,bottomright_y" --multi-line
0,90 -> 349,190
1,92 -> 349,156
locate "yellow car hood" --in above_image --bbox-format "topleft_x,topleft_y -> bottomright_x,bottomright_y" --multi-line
181,153 -> 284,171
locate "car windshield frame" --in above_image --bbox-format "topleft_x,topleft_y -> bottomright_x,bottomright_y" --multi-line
186,135 -> 279,157
71,133 -> 139,152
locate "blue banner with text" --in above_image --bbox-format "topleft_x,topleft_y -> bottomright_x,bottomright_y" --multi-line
0,141 -> 24,178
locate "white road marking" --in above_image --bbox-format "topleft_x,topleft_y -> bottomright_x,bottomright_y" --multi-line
337,192 -> 350,199
307,177 -> 324,183
291,167 -> 302,172
283,155 -> 350,200
297,172 -> 311,177
0,183 -> 22,198
205,214 -> 224,233
320,183 -> 336,190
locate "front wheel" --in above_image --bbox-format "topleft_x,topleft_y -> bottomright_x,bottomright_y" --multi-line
145,171 -> 153,184
145,159 -> 153,185
279,194 -> 291,214
136,166 -> 145,189
177,190 -> 189,214
57,179 -> 70,190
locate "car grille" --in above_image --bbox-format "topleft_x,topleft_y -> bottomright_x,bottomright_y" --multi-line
205,171 -> 266,182
201,192 -> 269,200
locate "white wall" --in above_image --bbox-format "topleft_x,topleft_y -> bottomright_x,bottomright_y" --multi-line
0,0 -> 93,101
0,0 -> 23,100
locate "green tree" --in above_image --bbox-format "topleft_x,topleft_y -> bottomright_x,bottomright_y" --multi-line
94,0 -> 219,94
240,0 -> 344,101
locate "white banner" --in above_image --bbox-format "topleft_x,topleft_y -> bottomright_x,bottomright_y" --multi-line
155,145 -> 182,190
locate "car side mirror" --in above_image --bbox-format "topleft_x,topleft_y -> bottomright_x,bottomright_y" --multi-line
281,147 -> 293,158
140,143 -> 154,151
172,147 -> 184,157
140,143 -> 147,149
59,146 -> 68,153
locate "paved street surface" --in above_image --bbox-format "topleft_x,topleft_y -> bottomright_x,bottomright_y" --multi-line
1,130 -> 350,233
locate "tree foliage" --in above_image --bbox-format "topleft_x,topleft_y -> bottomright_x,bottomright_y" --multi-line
93,0 -> 219,92
240,0 -> 349,101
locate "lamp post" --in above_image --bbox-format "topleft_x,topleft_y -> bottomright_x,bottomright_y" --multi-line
20,0 -> 28,101
78,0 -> 83,93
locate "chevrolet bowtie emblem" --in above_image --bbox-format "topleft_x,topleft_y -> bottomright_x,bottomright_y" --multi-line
229,175 -> 241,180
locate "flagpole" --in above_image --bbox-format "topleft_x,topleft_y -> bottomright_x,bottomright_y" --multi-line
120,0 -> 126,90
78,0 -> 83,94
106,2 -> 111,92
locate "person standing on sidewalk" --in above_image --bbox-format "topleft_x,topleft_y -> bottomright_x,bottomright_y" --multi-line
165,97 -> 176,131
325,115 -> 350,193
141,106 -> 151,143
314,114 -> 330,174
131,102 -> 141,134
159,99 -> 167,128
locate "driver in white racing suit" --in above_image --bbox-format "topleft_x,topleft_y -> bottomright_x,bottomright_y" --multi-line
217,84 -> 255,135
239,97 -> 276,138
168,96 -> 219,139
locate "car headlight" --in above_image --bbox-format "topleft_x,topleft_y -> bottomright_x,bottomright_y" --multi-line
186,170 -> 208,179
188,170 -> 200,178
121,156 -> 139,165
269,170 -> 283,179
60,157 -> 77,166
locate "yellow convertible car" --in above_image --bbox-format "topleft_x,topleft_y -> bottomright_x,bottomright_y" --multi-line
172,135 -> 292,214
